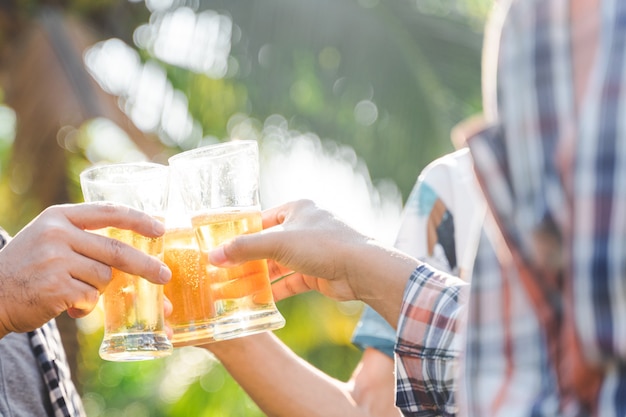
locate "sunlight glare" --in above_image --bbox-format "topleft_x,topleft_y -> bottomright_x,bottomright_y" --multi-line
226,114 -> 403,245
84,38 -> 141,97
136,8 -> 232,78
85,35 -> 208,147
79,118 -> 146,163
159,347 -> 218,404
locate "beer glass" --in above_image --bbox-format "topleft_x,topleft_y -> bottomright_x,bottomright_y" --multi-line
163,183 -> 217,347
80,162 -> 173,361
168,140 -> 286,340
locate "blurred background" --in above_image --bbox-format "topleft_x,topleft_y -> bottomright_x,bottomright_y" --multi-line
0,0 -> 490,415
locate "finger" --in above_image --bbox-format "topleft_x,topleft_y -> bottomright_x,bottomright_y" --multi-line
67,306 -> 94,319
209,201 -> 312,265
164,324 -> 173,340
267,260 -> 293,282
66,255 -> 113,293
73,230 -> 171,285
164,296 -> 173,318
163,295 -> 174,340
270,273 -> 313,302
261,199 -> 317,229
56,203 -> 166,237
260,203 -> 292,229
64,280 -> 102,318
209,228 -> 292,268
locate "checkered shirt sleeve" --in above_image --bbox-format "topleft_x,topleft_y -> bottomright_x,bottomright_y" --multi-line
395,265 -> 468,417
29,322 -> 86,417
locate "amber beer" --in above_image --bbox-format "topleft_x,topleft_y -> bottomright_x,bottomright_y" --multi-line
192,209 -> 283,339
98,227 -> 172,361
163,227 -> 217,347
80,161 -> 172,361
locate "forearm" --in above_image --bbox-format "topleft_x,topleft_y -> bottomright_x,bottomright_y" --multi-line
204,332 -> 379,417
345,238 -> 421,330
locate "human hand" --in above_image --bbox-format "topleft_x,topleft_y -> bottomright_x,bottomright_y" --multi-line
208,200 -> 417,323
0,203 -> 172,337
209,200 -> 362,302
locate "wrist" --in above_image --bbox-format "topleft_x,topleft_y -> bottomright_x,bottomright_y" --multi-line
349,239 -> 419,329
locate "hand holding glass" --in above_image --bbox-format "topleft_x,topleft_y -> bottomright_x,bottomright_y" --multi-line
80,162 -> 173,361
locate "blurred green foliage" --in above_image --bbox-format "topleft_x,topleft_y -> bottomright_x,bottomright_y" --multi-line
0,0 -> 490,415
76,293 -> 363,416
192,0 -> 488,200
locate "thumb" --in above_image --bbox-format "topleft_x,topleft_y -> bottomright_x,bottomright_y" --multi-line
208,222 -> 289,267
208,232 -> 273,267
208,244 -> 238,267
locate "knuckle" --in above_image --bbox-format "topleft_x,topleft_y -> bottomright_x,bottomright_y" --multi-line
37,243 -> 64,263
91,263 -> 113,290
42,223 -> 69,241
295,199 -> 317,212
40,204 -> 63,218
283,278 -> 298,296
299,198 -> 315,208
78,285 -> 100,306
268,261 -> 283,278
91,201 -> 126,218
94,201 -> 118,212
85,286 -> 100,305
106,237 -> 127,263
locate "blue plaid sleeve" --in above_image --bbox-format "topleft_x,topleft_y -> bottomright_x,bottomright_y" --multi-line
352,305 -> 396,358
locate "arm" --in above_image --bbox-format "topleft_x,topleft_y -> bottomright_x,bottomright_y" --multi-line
0,203 -> 171,338
209,199 -> 469,416
203,199 -> 412,416
350,347 -> 402,417
205,332 -> 402,417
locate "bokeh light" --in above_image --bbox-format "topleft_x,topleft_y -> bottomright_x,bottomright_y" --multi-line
135,7 -> 232,78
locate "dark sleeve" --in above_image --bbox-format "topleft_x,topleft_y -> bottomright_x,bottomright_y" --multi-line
0,227 -> 10,249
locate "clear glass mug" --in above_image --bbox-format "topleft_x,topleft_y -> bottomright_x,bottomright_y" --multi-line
79,162 -> 173,361
168,140 -> 285,340
162,181 -> 218,347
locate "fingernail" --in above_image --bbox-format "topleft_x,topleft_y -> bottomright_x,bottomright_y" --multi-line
153,220 -> 166,235
159,264 -> 172,283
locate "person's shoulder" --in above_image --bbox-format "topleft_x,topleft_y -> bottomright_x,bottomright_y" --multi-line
414,149 -> 473,198
420,149 -> 472,179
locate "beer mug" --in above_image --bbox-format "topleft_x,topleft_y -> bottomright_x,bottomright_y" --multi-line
168,140 -> 285,340
80,162 -> 173,361
162,181 -> 218,347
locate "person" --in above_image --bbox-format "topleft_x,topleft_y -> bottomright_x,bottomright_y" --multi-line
207,0 -> 626,415
0,203 -> 172,417
202,148 -> 481,417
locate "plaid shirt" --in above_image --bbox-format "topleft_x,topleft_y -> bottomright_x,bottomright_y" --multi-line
29,322 -> 86,417
394,0 -> 626,416
0,228 -> 85,417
